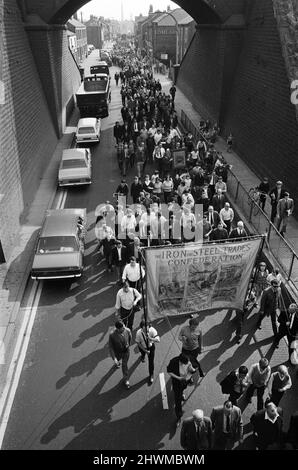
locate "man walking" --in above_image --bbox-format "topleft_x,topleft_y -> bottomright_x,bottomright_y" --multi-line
229,221 -> 248,240
220,365 -> 248,405
114,71 -> 120,86
245,358 -> 271,410
257,279 -> 282,342
178,318 -> 205,378
111,240 -> 127,284
122,256 -> 145,289
180,409 -> 212,450
269,181 -> 286,223
250,401 -> 283,449
276,192 -> 294,236
169,84 -> 176,104
115,280 -> 142,332
167,353 -> 196,425
211,400 -> 243,449
109,320 -> 132,389
136,320 -> 160,384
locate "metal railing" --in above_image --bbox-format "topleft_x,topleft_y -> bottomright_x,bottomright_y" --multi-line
180,110 -> 298,296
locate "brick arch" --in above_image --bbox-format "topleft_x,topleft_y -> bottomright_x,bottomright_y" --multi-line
23,0 -> 224,25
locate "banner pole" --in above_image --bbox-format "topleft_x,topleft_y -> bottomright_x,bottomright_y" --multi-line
139,247 -> 149,348
243,235 -> 266,311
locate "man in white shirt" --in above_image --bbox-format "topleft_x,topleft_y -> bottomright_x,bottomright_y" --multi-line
115,280 -> 142,331
136,320 -> 160,383
219,202 -> 234,234
154,129 -> 163,146
121,208 -> 137,235
122,256 -> 145,289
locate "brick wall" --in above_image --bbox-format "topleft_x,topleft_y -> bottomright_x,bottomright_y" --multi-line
222,0 -> 298,203
26,25 -> 81,135
177,27 -> 225,122
0,0 -> 57,261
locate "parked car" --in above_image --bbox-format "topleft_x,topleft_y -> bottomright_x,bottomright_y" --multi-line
58,148 -> 91,187
31,209 -> 86,280
76,117 -> 101,144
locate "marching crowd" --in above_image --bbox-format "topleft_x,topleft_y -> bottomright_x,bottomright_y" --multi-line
99,42 -> 298,450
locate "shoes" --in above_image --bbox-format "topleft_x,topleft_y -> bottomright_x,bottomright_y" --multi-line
176,418 -> 181,427
124,380 -> 130,389
274,342 -> 279,349
247,398 -> 252,404
188,377 -> 194,384
182,393 -> 186,401
258,325 -> 262,330
200,372 -> 205,378
149,375 -> 154,384
116,363 -> 121,368
141,356 -> 146,363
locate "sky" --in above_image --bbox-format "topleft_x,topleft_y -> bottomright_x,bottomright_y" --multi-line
78,0 -> 178,21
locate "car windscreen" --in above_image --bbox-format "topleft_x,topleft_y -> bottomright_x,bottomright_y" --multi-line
61,159 -> 87,168
77,127 -> 95,134
37,236 -> 79,253
90,65 -> 109,75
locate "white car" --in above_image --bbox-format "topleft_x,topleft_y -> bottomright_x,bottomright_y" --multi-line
31,209 -> 86,280
58,148 -> 91,187
76,117 -> 101,144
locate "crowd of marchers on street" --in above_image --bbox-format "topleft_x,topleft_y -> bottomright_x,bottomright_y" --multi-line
97,40 -> 298,450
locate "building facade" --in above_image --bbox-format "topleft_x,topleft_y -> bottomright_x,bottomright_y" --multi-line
67,17 -> 87,64
153,8 -> 196,64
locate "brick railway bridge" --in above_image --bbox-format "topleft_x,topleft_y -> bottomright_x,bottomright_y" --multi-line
0,0 -> 298,261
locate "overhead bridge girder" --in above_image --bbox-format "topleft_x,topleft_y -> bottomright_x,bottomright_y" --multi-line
19,0 -> 247,25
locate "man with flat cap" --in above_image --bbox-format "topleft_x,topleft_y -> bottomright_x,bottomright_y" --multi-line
180,409 -> 212,450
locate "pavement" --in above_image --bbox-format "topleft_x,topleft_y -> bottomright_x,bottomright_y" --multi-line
0,65 -> 297,444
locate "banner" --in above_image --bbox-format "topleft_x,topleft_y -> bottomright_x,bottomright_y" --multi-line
145,238 -> 262,320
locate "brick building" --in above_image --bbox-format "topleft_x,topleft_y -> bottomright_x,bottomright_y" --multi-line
0,2 -> 81,261
84,15 -> 103,49
153,8 -> 196,65
67,17 -> 87,64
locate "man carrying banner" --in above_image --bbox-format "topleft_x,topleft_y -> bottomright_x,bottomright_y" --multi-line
167,353 -> 196,425
115,280 -> 142,332
178,318 -> 205,378
135,320 -> 160,384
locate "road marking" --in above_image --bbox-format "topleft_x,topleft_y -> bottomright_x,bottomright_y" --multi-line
159,372 -> 169,410
0,281 -> 43,448
0,180 -> 69,448
59,190 -> 67,210
56,189 -> 67,210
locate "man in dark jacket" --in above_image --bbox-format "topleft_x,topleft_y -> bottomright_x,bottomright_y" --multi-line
257,279 -> 282,340
250,401 -> 283,450
269,181 -> 286,222
113,121 -> 123,145
111,240 -> 128,283
229,221 -> 248,240
210,222 -> 229,241
180,409 -> 212,450
109,320 -> 132,389
130,176 -> 143,204
211,400 -> 243,449
220,366 -> 248,405
275,303 -> 298,352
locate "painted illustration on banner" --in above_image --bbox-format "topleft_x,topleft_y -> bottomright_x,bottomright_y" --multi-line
146,239 -> 262,320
